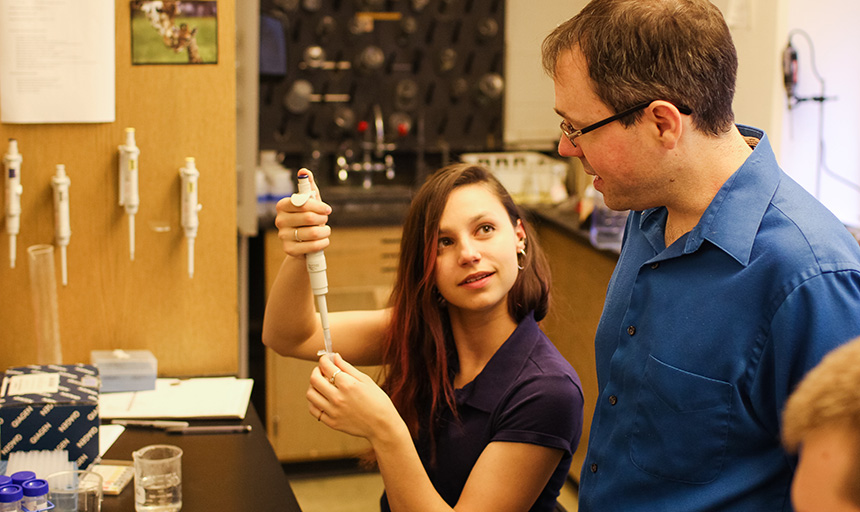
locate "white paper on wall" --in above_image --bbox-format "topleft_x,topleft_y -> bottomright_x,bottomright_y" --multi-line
0,0 -> 115,124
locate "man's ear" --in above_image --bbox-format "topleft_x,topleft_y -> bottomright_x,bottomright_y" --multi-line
647,101 -> 685,149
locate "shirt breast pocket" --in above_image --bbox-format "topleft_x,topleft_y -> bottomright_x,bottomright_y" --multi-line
629,355 -> 733,484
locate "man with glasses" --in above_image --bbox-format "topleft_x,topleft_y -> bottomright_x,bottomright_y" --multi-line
541,1 -> 860,510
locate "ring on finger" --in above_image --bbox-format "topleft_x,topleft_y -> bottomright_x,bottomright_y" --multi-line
294,229 -> 303,243
329,369 -> 343,386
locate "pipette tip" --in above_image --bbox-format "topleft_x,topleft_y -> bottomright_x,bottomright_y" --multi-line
129,214 -> 136,261
9,237 -> 15,268
60,246 -> 68,286
187,237 -> 195,278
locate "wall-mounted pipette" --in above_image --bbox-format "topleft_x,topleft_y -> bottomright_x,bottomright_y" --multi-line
118,128 -> 140,261
4,139 -> 23,268
290,171 -> 333,359
180,157 -> 201,278
51,164 -> 71,286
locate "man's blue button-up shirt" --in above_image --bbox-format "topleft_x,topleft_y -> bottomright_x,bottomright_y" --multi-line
578,126 -> 860,511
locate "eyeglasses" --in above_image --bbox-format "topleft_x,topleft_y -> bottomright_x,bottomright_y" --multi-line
560,101 -> 693,148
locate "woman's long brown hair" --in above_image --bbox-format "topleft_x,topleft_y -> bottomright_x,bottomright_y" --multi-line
380,163 -> 551,458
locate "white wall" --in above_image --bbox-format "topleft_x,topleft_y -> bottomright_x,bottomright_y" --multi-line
779,0 -> 860,227
504,0 -> 586,149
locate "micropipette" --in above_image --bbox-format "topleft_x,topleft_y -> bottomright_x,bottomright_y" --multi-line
4,139 -> 23,269
290,172 -> 333,359
118,128 -> 140,261
180,157 -> 201,278
51,164 -> 71,286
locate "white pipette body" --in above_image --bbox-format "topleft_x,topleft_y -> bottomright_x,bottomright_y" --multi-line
51,164 -> 71,286
118,128 -> 140,261
290,172 -> 333,359
180,157 -> 201,278
4,139 -> 23,268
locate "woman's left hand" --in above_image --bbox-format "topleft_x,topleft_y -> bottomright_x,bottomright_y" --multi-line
307,353 -> 404,442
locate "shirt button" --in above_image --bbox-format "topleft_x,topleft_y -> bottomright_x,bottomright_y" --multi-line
627,325 -> 636,336
608,395 -> 618,405
651,262 -> 660,269
591,463 -> 598,473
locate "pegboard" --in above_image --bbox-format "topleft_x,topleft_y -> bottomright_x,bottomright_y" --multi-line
258,0 -> 505,184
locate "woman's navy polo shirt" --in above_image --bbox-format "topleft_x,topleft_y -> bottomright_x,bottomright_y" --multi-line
381,312 -> 584,511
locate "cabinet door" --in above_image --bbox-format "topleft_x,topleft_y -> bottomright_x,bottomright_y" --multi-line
536,223 -> 616,482
263,226 -> 400,461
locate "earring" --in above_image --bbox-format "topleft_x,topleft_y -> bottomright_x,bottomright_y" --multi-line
517,248 -> 527,270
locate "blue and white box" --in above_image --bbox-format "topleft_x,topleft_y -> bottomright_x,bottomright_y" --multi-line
0,364 -> 100,469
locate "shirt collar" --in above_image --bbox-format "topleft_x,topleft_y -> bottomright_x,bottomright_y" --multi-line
455,312 -> 540,413
638,125 -> 780,266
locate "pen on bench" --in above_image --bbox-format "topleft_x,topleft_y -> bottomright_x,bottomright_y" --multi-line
112,419 -> 190,430
167,425 -> 252,435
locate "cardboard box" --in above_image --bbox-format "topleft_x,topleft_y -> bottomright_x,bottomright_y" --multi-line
0,364 -> 100,469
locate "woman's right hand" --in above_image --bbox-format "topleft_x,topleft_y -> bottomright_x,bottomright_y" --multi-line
274,169 -> 333,257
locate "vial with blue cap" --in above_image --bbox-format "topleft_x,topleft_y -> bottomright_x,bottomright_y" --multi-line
0,484 -> 23,511
10,472 -> 35,487
21,479 -> 49,512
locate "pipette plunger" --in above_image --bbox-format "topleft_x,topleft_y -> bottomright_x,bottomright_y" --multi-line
51,164 -> 71,286
291,172 -> 333,359
4,139 -> 23,269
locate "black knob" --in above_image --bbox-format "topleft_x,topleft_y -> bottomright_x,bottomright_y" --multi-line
302,46 -> 326,69
477,18 -> 499,42
395,79 -> 419,110
356,46 -> 385,74
437,48 -> 457,74
316,16 -> 336,43
475,73 -> 504,104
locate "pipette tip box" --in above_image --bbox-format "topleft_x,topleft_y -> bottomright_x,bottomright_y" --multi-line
90,350 -> 157,393
0,364 -> 100,469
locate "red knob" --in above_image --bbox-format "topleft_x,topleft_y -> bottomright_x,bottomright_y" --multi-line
357,120 -> 369,133
397,123 -> 409,137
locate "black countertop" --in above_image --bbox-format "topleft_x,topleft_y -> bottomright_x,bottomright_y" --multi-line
101,405 -> 302,512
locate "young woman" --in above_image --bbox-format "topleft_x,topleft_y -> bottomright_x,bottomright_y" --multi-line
263,163 -> 583,512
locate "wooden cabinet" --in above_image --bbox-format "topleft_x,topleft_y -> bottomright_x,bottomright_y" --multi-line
535,220 -> 617,483
263,226 -> 401,461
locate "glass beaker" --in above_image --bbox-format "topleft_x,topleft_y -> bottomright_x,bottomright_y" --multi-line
133,444 -> 183,512
27,244 -> 62,364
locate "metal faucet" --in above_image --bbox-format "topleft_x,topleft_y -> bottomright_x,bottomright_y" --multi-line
374,104 -> 386,159
336,104 -> 397,188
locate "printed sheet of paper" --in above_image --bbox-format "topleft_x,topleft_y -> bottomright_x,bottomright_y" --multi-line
0,0 -> 115,123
